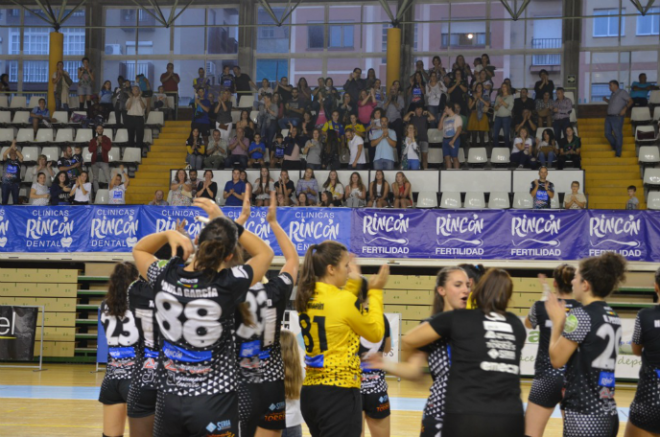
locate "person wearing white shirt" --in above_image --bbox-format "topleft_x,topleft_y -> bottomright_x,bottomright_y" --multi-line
425,72 -> 447,119
564,181 -> 587,209
71,171 -> 92,204
108,166 -> 130,204
346,128 -> 367,169
402,124 -> 421,170
511,127 -> 533,168
30,172 -> 50,206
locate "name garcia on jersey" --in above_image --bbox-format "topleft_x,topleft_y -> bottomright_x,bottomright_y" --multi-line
159,280 -> 219,299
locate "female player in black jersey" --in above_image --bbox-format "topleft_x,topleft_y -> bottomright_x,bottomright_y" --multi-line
98,262 -> 140,437
370,266 -> 470,437
132,197 -> 274,437
524,264 -> 580,437
234,191 -> 299,437
625,266 -> 660,437
401,268 -> 527,437
546,253 -> 627,437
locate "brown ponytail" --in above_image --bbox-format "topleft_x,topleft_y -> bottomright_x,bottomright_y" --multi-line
470,268 -> 514,315
194,217 -> 239,277
553,263 -> 576,295
106,262 -> 139,317
295,241 -> 347,313
432,266 -> 466,315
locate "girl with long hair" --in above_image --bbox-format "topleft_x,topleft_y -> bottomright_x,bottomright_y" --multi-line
467,82 -> 491,147
318,191 -> 334,207
237,109 -> 255,141
511,126 -> 533,168
296,167 -> 319,204
402,268 -> 527,437
254,166 -> 274,207
368,170 -> 390,208
196,170 -> 218,201
322,170 -> 344,206
546,253 -> 627,437
99,80 -> 114,120
407,71 -> 426,112
281,330 -> 304,437
186,128 -> 206,171
402,124 -> 421,170
321,129 -> 341,170
345,172 -> 366,208
392,171 -> 412,209
297,192 -> 309,207
132,197 -> 274,437
98,262 -> 140,437
536,128 -> 558,167
71,170 -> 91,205
296,243 -> 389,437
50,171 -> 71,205
524,265 -> 580,437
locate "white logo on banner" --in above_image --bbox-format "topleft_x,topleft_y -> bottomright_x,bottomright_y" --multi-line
361,213 -> 410,255
25,209 -> 74,248
510,214 -> 562,257
156,210 -> 203,239
435,213 -> 485,256
0,211 -> 8,248
288,211 -> 340,251
588,214 -> 642,257
91,209 -> 139,248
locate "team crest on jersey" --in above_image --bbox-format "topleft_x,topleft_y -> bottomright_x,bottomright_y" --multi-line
564,314 -> 578,333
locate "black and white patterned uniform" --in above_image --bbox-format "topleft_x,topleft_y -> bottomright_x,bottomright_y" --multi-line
419,336 -> 450,437
527,298 -> 581,408
100,300 -> 140,380
629,306 -> 660,434
146,258 -> 253,396
360,315 -> 391,395
561,302 -> 621,437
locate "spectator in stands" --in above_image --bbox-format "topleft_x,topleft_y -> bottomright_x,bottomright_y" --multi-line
258,93 -> 278,149
297,78 -> 312,107
318,191 -> 333,207
344,68 -> 366,105
536,128 -> 558,167
188,170 -> 200,198
237,109 -> 255,140
222,168 -> 245,206
185,128 -> 205,171
511,127 -> 533,168
384,83 -> 405,154
303,128 -> 323,170
604,79 -> 633,158
253,166 -> 274,207
401,124 -> 421,170
408,72 -> 426,111
136,73 -> 153,117
225,127 -> 250,169
77,57 -> 94,110
270,133 -> 285,168
453,55 -> 473,81
50,171 -> 71,205
321,110 -> 345,141
557,126 -> 581,170
492,82 -> 514,150
627,185 -> 639,210
256,78 -> 273,110
345,114 -> 366,139
126,86 -> 146,150
98,81 -> 114,120
535,91 -> 554,128
472,69 -> 493,97
346,128 -> 366,170
71,171 -> 91,205
279,88 -> 305,129
530,166 -> 554,209
439,105 -> 462,169
426,72 -> 447,119
248,133 -> 266,168
321,129 -> 342,170
211,90 -> 232,142
429,56 -> 447,80
403,106 -> 435,169
311,77 -> 329,121
450,70 -> 470,116
29,98 -> 56,133
564,181 -> 586,209
148,190 -> 168,206
299,110 -> 315,140
552,87 -> 572,141
233,66 -> 256,105
338,93 -> 357,125
512,88 -> 535,126
371,116 -> 397,170
51,61 -> 72,111
365,108 -> 383,136
30,172 -> 50,205
322,170 -> 344,206
296,167 -> 319,204
345,172 -> 367,208
372,79 -> 385,108
630,73 -> 659,107
108,166 -> 129,204
204,129 -> 227,170
160,63 -> 180,105
275,169 -> 294,203
88,125 -> 112,193
392,171 -> 412,208
220,65 -> 235,93
358,89 -> 378,125
169,169 -> 192,206
481,54 -> 495,79
365,68 -> 378,90
2,142 -> 23,205
33,155 -> 54,187
240,169 -> 251,194
193,67 -> 211,97
282,126 -> 304,171
0,74 -> 9,92
113,78 -> 130,127
153,85 -> 173,120
275,77 -> 293,104
369,170 -> 390,208
196,170 -> 218,201
468,83 -> 491,147
514,109 -> 537,136
296,192 -> 310,207
58,146 -> 81,185
325,77 -> 340,106
534,69 -> 554,101
472,57 -> 483,79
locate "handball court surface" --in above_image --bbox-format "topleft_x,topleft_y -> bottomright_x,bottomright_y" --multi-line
0,364 -> 635,436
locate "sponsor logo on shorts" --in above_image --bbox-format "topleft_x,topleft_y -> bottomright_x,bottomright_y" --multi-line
269,402 -> 285,411
376,402 -> 390,412
206,420 -> 232,433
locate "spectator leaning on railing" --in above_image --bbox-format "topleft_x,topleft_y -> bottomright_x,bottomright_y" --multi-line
148,189 -> 168,206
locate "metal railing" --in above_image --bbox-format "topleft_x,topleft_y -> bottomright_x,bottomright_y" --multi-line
531,38 -> 562,66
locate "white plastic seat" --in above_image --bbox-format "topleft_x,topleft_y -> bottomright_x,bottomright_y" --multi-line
488,191 -> 510,209
457,148 -> 465,164
20,146 -> 40,162
569,108 -> 577,124
29,96 -> 46,109
0,111 -> 11,125
143,129 -> 153,145
83,149 -> 93,164
24,165 -> 36,183
281,129 -> 289,138
231,111 -> 241,124
440,192 -> 461,209
40,146 -> 61,162
491,148 -> 511,165
0,95 -> 8,109
145,111 -> 164,127
427,128 -> 443,144
104,129 -> 114,142
54,128 -> 74,144
121,148 -> 142,164
513,192 -> 533,209
107,147 -> 120,164
9,96 -> 27,109
114,128 -> 129,144
416,191 -> 438,208
631,107 -> 652,124
74,129 -> 93,144
467,147 -> 488,165
650,90 -> 660,106
94,189 -> 109,204
654,107 -> 660,122
250,110 -> 259,124
635,125 -> 658,144
106,112 -> 118,126
639,146 -> 660,164
550,194 -> 560,209
0,127 -> 15,143
564,91 -> 575,104
12,111 -> 30,125
229,95 -> 237,108
428,148 -> 443,165
0,145 -> 10,160
16,128 -> 34,143
644,168 -> 660,186
464,192 -> 486,209
647,191 -> 660,210
35,128 -> 54,143
52,111 -> 69,125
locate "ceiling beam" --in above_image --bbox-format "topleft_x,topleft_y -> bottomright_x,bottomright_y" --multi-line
630,0 -> 656,15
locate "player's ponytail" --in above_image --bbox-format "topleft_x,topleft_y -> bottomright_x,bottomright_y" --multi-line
281,330 -> 303,400
432,266 -> 466,315
553,263 -> 575,295
195,217 -> 239,275
579,252 -> 627,298
106,262 -> 139,317
470,268 -> 514,315
295,241 -> 347,313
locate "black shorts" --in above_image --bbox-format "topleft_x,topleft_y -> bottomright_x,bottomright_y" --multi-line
362,392 -> 391,419
528,374 -> 564,408
301,385 -> 362,437
191,122 -> 211,138
563,410 -> 619,437
127,383 -> 157,418
239,380 -> 286,435
420,414 -> 443,437
98,378 -> 131,405
443,413 -> 524,437
153,391 -> 238,437
629,367 -> 660,434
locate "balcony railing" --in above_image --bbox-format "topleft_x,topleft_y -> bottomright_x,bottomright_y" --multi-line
531,38 -> 561,66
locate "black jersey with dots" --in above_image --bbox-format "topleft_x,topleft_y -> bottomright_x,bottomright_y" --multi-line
359,315 -> 391,395
629,306 -> 660,433
147,258 -> 253,396
234,272 -> 294,384
528,298 -> 581,376
420,337 -> 450,419
127,278 -> 159,391
100,300 -> 140,380
561,301 -> 621,417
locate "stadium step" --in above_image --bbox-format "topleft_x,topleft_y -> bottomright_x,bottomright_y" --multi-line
582,157 -> 639,166
581,150 -> 636,159
582,165 -> 640,173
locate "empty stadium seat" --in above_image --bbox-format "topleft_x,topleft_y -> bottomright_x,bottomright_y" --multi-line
550,194 -> 560,209
512,192 -> 533,209
631,107 -> 652,124
638,146 -> 660,164
146,111 -> 164,127
54,128 -> 74,144
16,128 -> 34,144
457,148 -> 466,164
650,90 -> 660,106
106,112 -> 118,126
440,192 -> 461,208
250,110 -> 259,124
122,148 -> 142,164
231,111 -> 241,124
427,128 -> 443,144
114,129 -> 129,145
107,147 -> 120,164
0,145 -> 10,160
0,111 -> 11,125
23,165 -> 36,183
488,191 -> 511,209
644,168 -> 660,187
428,148 -> 443,167
83,149 -> 93,164
654,107 -> 660,122
464,192 -> 486,209
104,130 -> 114,142
491,148 -> 511,165
9,96 -> 27,110
564,91 -> 576,104
467,147 -> 488,166
635,125 -> 658,144
20,146 -> 40,162
74,129 -> 93,144
35,128 -> 54,144
143,129 -> 153,145
281,129 -> 289,138
41,146 -> 61,162
12,111 -> 30,125
0,128 -> 14,144
94,189 -> 109,204
416,191 -> 438,208
0,95 -> 8,109
647,191 -> 660,210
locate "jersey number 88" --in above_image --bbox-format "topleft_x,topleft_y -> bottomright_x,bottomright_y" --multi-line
155,292 -> 223,348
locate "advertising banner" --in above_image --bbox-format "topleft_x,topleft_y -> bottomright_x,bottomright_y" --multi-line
0,306 -> 39,361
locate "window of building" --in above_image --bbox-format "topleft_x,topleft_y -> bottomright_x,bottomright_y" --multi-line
9,27 -> 85,56
126,41 -> 154,55
308,22 -> 324,49
636,8 -> 660,35
591,83 -> 611,102
593,9 -> 624,37
329,22 -> 354,48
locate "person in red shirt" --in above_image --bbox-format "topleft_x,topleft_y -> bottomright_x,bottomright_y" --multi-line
160,63 -> 180,107
88,124 -> 112,192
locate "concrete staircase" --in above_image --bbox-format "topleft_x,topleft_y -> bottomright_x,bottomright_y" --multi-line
579,118 -> 645,210
126,120 -> 189,205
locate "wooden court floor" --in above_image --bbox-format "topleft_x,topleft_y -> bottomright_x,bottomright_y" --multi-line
0,364 -> 634,437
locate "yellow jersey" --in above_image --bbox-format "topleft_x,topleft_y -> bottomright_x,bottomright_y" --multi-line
299,278 -> 385,389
